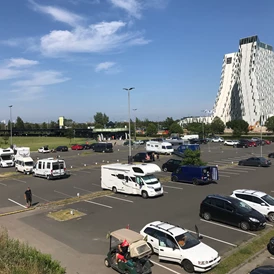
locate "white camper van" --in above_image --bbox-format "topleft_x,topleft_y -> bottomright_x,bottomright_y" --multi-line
0,148 -> 14,168
15,156 -> 34,174
146,141 -> 174,155
32,158 -> 66,180
13,147 -> 30,161
101,163 -> 163,198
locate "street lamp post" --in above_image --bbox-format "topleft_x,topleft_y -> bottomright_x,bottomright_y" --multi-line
9,105 -> 13,147
259,99 -> 264,157
133,109 -> 137,141
123,87 -> 135,164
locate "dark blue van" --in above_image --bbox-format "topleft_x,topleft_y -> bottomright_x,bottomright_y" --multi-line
171,165 -> 219,185
173,144 -> 200,158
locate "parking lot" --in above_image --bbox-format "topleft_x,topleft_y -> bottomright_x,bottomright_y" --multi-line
1,142 -> 274,274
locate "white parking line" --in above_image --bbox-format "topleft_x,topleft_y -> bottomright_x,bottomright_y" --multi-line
78,170 -> 92,174
163,185 -> 184,190
167,182 -> 196,187
33,194 -> 50,202
187,229 -> 237,247
0,182 -> 7,186
12,178 -> 26,184
163,191 -> 168,194
269,257 -> 274,260
232,167 -> 257,171
73,186 -> 93,193
266,223 -> 273,227
84,200 -> 112,209
54,190 -> 73,198
218,171 -> 239,175
150,260 -> 182,274
225,169 -> 248,173
200,219 -> 257,236
219,174 -> 231,177
8,198 -> 27,209
104,195 -> 133,203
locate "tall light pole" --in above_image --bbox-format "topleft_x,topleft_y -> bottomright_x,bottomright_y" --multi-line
201,110 -> 205,139
123,87 -> 135,163
9,105 -> 13,147
259,98 -> 264,157
133,108 -> 137,141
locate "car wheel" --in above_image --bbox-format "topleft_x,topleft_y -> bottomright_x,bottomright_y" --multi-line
104,258 -> 110,268
203,212 -> 211,221
142,191 -> 148,199
172,176 -> 178,182
242,145 -> 245,148
268,243 -> 274,255
163,167 -> 168,172
46,175 -> 50,180
192,178 -> 198,185
268,212 -> 274,222
32,173 -> 36,177
112,187 -> 117,194
15,167 -> 18,172
181,259 -> 194,273
240,221 -> 250,231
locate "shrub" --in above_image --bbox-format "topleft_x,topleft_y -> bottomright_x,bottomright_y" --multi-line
0,228 -> 66,274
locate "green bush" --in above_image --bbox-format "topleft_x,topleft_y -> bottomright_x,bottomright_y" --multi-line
0,228 -> 66,274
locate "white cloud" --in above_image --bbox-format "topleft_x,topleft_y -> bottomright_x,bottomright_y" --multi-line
95,62 -> 115,72
29,0 -> 84,26
109,0 -> 142,18
12,70 -> 70,87
40,21 -> 150,56
7,58 -> 39,68
0,68 -> 23,80
9,86 -> 45,101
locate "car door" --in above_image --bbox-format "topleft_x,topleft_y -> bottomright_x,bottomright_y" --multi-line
158,235 -> 182,263
245,158 -> 255,166
133,153 -> 140,162
166,160 -> 173,171
210,198 -> 225,222
224,202 -> 238,226
251,196 -> 269,216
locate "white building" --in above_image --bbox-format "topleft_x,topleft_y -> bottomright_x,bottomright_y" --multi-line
213,35 -> 274,126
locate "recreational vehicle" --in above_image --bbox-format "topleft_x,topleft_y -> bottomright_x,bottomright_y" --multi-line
0,148 -> 14,168
146,141 -> 174,155
13,147 -> 30,161
15,156 -> 34,174
101,163 -> 163,198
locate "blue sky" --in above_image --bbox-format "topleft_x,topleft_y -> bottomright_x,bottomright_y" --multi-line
1,0 -> 274,123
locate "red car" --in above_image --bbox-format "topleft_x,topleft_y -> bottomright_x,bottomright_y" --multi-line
71,144 -> 83,150
248,141 -> 257,147
264,139 -> 271,145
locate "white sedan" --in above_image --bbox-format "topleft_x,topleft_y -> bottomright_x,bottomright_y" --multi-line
38,147 -> 51,153
224,140 -> 239,146
212,137 -> 224,142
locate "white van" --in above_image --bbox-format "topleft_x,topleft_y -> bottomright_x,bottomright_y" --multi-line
101,163 -> 163,198
15,156 -> 34,175
146,141 -> 174,155
0,148 -> 14,168
32,158 -> 66,180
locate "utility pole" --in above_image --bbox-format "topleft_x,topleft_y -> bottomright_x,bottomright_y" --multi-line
9,105 -> 13,147
133,109 -> 137,141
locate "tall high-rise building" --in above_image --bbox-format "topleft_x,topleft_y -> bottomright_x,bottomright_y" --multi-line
213,35 -> 274,126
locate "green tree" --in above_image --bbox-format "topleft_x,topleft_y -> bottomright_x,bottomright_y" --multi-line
226,119 -> 249,136
15,116 -> 24,129
163,117 -> 174,130
24,122 -> 33,130
265,116 -> 274,132
2,135 -> 9,145
33,123 -> 40,130
50,121 -> 58,129
146,123 -> 157,136
41,122 -> 47,129
181,149 -> 207,166
94,112 -> 109,128
65,128 -> 74,144
211,116 -> 225,134
186,122 -> 203,134
169,122 -> 183,134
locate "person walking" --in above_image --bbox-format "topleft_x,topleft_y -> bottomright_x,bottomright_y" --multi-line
24,187 -> 32,208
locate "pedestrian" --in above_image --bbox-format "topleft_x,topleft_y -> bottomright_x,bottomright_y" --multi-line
152,152 -> 155,162
157,153 -> 160,160
24,187 -> 32,208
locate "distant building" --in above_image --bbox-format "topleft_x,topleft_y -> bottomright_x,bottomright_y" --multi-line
58,116 -> 64,129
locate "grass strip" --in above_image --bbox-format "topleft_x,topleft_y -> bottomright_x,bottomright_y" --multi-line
0,172 -> 19,178
210,228 -> 274,274
47,209 -> 86,221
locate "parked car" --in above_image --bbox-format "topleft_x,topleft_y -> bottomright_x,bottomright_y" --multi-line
233,139 -> 249,148
132,152 -> 153,162
238,157 -> 271,167
38,146 -> 51,153
248,140 -> 257,147
189,138 -> 208,144
140,221 -> 220,273
123,140 -> 134,146
267,237 -> 274,255
71,144 -> 83,150
133,140 -> 144,145
89,143 -> 96,150
268,152 -> 274,158
200,194 -> 266,231
162,159 -> 181,172
224,140 -> 238,146
93,142 -> 113,153
231,189 -> 274,222
211,137 -> 224,142
250,266 -> 274,273
55,146 -> 68,152
264,139 -> 271,145
81,144 -> 90,150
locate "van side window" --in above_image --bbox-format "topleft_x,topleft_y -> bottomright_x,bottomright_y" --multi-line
204,198 -> 212,205
117,174 -> 124,180
136,177 -> 142,185
43,162 -> 45,169
47,163 -> 51,169
252,197 -> 263,204
214,199 -> 225,209
225,202 -> 234,212
147,144 -> 150,147
144,227 -> 155,237
130,177 -> 136,182
38,162 -> 42,169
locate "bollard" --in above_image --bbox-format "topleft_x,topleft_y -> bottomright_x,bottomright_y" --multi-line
118,149 -> 119,152
84,164 -> 87,167
107,161 -> 109,163
117,160 -> 119,162
78,153 -> 80,156
77,193 -> 80,198
95,162 -> 97,165
232,162 -> 234,164
71,166 -> 73,168
70,210 -> 74,215
102,160 -> 105,163
58,155 -> 61,158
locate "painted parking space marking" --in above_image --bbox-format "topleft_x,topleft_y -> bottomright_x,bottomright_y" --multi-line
33,194 -> 50,202
266,223 -> 273,227
163,185 -> 184,190
231,167 -> 257,171
225,169 -> 248,173
163,191 -> 168,194
269,257 -> 274,260
8,198 -> 27,209
218,171 -> 239,175
219,174 -> 231,177
78,170 -> 92,174
54,190 -> 73,198
0,181 -> 7,186
150,260 -> 182,274
12,178 -> 26,184
104,195 -> 134,203
166,181 -> 196,187
73,186 -> 92,193
200,219 -> 257,236
84,200 -> 112,209
187,229 -> 237,247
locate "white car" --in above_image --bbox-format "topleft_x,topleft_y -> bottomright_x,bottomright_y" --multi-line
134,140 -> 144,145
224,140 -> 239,146
211,137 -> 224,142
231,189 -> 274,222
38,146 -> 51,153
140,221 -> 220,273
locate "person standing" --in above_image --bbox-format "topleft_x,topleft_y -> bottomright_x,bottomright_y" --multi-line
24,187 -> 32,208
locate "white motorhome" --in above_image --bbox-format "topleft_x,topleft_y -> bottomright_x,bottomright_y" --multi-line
15,156 -> 34,174
181,134 -> 199,140
13,147 -> 30,161
0,148 -> 14,168
146,141 -> 174,155
32,158 -> 66,180
101,163 -> 163,198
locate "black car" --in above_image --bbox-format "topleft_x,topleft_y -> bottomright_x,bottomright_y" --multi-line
268,152 -> 274,158
132,152 -> 153,162
89,143 -> 96,150
267,237 -> 274,255
238,157 -> 271,167
250,266 -> 274,274
81,144 -> 90,150
162,159 -> 181,172
189,138 -> 208,144
234,139 -> 249,148
200,194 -> 266,231
93,142 -> 113,153
55,146 -> 68,152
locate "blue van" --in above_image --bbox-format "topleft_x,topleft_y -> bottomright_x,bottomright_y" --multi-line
171,165 -> 219,185
173,144 -> 200,158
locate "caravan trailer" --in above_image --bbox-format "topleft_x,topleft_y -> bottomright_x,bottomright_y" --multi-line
146,141 -> 174,155
101,163 -> 163,198
0,148 -> 14,168
13,147 -> 30,161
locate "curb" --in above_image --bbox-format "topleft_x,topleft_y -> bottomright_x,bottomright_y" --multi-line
0,207 -> 35,217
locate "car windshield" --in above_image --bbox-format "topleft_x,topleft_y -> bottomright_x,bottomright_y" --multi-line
262,195 -> 274,206
234,200 -> 253,213
142,175 -> 158,185
175,232 -> 200,249
166,146 -> 172,149
1,155 -> 12,160
25,161 -> 34,166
